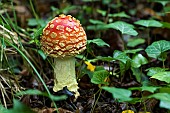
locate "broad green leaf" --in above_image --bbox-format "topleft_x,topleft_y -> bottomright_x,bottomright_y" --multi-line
149,0 -> 170,6
102,86 -> 132,102
161,22 -> 170,29
28,18 -> 45,27
82,0 -> 100,2
159,87 -> 170,94
145,40 -> 170,60
28,18 -> 37,26
107,21 -> 138,36
127,38 -> 145,47
134,19 -> 162,27
88,38 -> 110,47
160,100 -> 170,110
88,56 -> 115,62
7,99 -> 36,113
87,24 -> 108,30
109,3 -> 122,9
97,9 -> 107,16
149,93 -> 170,110
129,86 -> 159,93
164,6 -> 170,13
102,0 -> 112,4
0,105 -> 8,113
113,50 -> 131,63
131,54 -> 148,68
151,71 -> 170,83
62,6 -> 78,14
131,67 -> 142,82
91,70 -> 109,84
96,56 -> 115,62
16,89 -> 67,101
124,48 -> 143,54
146,67 -> 167,76
120,60 -> 131,75
89,19 -> 105,25
108,11 -> 130,18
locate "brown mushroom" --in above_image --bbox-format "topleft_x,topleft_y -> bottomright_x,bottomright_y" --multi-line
40,14 -> 87,99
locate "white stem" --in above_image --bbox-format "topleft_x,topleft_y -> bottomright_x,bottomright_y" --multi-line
53,57 -> 79,98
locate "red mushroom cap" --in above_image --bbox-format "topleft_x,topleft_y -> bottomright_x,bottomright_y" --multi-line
40,14 -> 87,58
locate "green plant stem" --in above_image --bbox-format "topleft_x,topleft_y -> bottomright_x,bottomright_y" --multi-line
90,88 -> 102,113
4,39 -> 59,113
146,28 -> 150,45
163,60 -> 165,68
141,93 -> 147,113
11,0 -> 17,26
29,0 -> 40,27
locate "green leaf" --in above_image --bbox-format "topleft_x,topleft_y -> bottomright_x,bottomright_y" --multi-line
160,100 -> 170,110
145,40 -> 170,60
113,50 -> 131,63
164,6 -> 170,13
146,67 -> 167,76
28,18 -> 45,27
0,105 -> 8,113
120,60 -> 131,75
38,49 -> 47,60
131,68 -> 142,82
97,9 -> 107,16
149,93 -> 170,110
62,5 -> 78,14
32,27 -> 44,39
131,54 -> 148,68
87,24 -> 108,30
149,0 -> 170,6
28,18 -> 37,26
7,99 -> 36,113
82,0 -> 100,2
96,56 -> 115,62
16,89 -> 67,101
134,19 -> 162,27
88,56 -> 115,62
161,22 -> 170,29
159,87 -> 170,94
127,38 -> 145,47
102,86 -> 132,102
136,86 -> 158,93
129,86 -> 159,93
108,11 -> 130,18
151,71 -> 170,83
88,38 -> 110,47
16,89 -> 46,96
107,21 -> 138,36
89,19 -> 105,25
124,48 -> 143,54
91,70 -> 109,84
102,0 -> 112,4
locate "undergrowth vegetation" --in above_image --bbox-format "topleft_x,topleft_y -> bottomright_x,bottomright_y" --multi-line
1,0 -> 170,113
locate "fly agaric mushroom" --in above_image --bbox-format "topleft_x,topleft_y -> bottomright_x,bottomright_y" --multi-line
40,14 -> 87,99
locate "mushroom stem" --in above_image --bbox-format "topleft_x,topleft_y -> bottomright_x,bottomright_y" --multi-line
53,57 -> 80,98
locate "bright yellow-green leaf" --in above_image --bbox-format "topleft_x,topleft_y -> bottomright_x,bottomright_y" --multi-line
122,110 -> 134,113
85,61 -> 96,72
